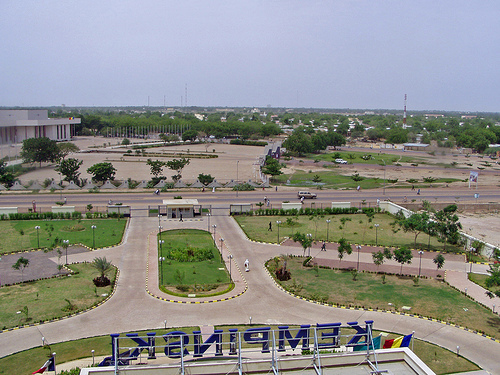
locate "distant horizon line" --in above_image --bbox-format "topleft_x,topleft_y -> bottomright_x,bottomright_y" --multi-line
0,105 -> 498,115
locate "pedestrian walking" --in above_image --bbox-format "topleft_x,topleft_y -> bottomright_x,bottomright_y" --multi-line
64,197 -> 67,204
321,241 -> 326,251
179,213 -> 183,222
268,221 -> 272,231
357,185 -> 360,192
417,189 -> 420,195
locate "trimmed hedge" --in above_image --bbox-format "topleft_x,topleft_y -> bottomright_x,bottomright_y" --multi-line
3,212 -> 82,220
242,206 -> 377,217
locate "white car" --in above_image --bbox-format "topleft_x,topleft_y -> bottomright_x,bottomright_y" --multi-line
335,158 -> 348,164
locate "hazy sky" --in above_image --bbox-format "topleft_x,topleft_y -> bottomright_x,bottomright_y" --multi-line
1,1 -> 499,112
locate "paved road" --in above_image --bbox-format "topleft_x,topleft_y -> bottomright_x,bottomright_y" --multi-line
1,213 -> 500,374
1,185 -> 500,211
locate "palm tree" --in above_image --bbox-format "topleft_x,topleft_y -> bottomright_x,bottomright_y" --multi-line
91,257 -> 112,286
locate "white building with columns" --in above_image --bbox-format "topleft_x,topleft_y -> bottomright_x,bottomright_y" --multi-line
0,109 -> 81,145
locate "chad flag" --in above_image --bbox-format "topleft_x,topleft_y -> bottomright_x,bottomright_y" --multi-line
383,333 -> 413,349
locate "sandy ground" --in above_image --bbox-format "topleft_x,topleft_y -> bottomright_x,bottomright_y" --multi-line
13,137 -> 265,184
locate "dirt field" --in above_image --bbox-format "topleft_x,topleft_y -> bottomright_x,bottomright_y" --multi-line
15,137 -> 265,184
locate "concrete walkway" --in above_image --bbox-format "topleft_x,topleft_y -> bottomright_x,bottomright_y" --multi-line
1,214 -> 499,374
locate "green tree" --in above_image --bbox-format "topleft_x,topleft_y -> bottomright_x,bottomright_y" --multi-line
261,157 -> 283,181
485,263 -> 500,290
292,232 -> 314,256
385,128 -> 408,144
0,161 -> 15,187
166,158 -> 190,182
372,248 -> 392,269
337,238 -> 353,261
57,142 -> 80,159
12,256 -> 30,282
55,158 -> 83,184
21,137 -> 61,167
393,246 -> 413,274
433,254 -> 445,269
434,205 -> 462,251
146,159 -> 166,178
87,162 -> 116,182
198,173 -> 214,185
397,212 -> 429,249
182,129 -> 198,141
328,131 -> 346,150
282,130 -> 314,155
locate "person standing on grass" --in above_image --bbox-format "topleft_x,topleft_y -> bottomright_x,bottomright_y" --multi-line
268,221 -> 272,231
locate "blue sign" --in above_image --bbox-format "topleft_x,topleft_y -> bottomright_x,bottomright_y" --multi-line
100,321 -> 374,366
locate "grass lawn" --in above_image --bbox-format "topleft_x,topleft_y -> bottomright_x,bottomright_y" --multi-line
274,169 -> 384,190
0,327 -> 200,375
271,258 -> 500,340
234,213 -> 461,252
159,229 -> 230,295
469,272 -> 500,296
309,150 -> 424,166
0,325 -> 478,375
0,263 -> 116,330
275,169 -> 459,190
0,219 -> 127,254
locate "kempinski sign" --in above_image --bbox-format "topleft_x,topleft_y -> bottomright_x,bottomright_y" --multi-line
100,320 -> 377,366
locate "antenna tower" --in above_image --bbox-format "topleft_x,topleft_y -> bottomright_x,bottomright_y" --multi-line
403,94 -> 407,127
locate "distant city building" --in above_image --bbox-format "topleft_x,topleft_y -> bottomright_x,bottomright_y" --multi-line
0,109 -> 80,145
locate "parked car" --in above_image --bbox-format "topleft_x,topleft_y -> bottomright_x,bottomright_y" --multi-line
297,191 -> 317,199
335,158 -> 348,164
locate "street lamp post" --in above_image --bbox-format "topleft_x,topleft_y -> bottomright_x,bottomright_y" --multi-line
63,240 -> 69,265
91,225 -> 96,249
159,256 -> 165,285
219,238 -> 224,262
207,213 -> 211,232
418,250 -> 424,278
374,224 -> 379,246
236,160 -> 239,197
212,224 -> 217,237
35,225 -> 40,248
307,233 -> 312,256
276,220 -> 281,244
382,159 -> 386,195
228,254 -> 233,279
356,245 -> 361,271
326,219 -> 331,242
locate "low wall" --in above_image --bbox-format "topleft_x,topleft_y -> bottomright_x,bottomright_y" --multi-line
0,207 -> 18,215
282,202 -> 302,211
379,201 -> 412,218
332,202 -> 351,209
51,206 -> 75,213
